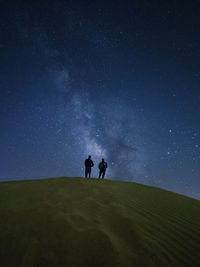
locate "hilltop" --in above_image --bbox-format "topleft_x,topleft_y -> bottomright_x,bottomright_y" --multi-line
0,177 -> 199,267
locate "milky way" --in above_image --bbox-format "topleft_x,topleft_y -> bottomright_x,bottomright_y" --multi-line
0,1 -> 200,199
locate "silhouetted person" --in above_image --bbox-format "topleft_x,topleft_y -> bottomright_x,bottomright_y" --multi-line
98,158 -> 108,178
84,155 -> 94,178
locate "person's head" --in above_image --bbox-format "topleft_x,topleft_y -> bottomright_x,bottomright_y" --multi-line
88,155 -> 91,159
102,158 -> 104,162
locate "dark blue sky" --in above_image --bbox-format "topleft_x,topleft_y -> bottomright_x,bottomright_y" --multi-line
0,0 -> 200,199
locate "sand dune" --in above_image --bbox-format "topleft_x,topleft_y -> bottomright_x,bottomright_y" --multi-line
0,177 -> 199,266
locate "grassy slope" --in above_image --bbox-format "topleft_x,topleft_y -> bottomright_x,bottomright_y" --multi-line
0,177 -> 199,267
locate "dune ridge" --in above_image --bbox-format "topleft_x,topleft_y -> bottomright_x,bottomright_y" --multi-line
0,177 -> 199,267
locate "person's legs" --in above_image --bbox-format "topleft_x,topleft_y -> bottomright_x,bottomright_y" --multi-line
102,170 -> 106,178
99,169 -> 104,178
85,168 -> 90,178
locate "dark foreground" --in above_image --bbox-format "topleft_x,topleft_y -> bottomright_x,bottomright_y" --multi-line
0,177 -> 199,267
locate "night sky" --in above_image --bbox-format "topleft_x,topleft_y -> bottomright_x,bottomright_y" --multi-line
1,0 -> 200,199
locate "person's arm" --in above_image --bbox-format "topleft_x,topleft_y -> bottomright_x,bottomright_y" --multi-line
91,160 -> 94,167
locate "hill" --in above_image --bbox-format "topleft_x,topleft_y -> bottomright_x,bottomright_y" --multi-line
0,177 -> 199,267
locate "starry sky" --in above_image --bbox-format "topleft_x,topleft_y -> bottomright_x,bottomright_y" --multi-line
0,0 -> 200,199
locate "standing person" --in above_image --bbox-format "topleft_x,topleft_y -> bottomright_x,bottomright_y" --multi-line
98,158 -> 108,179
84,155 -> 94,178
